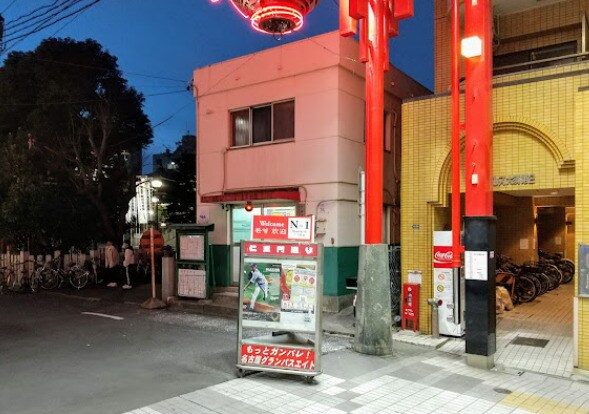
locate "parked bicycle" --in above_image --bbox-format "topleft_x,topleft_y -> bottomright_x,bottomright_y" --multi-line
539,249 -> 574,284
0,260 -> 38,293
496,255 -> 542,304
39,258 -> 89,290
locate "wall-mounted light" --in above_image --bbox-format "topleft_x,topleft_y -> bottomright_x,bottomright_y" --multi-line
245,201 -> 254,212
461,36 -> 482,58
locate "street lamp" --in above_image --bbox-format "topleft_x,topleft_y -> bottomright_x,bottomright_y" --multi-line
152,196 -> 160,229
130,177 -> 164,245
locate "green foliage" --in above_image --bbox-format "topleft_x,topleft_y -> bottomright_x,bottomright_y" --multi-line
0,37 -> 153,250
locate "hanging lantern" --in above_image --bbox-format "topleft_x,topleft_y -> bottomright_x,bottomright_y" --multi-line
211,0 -> 319,35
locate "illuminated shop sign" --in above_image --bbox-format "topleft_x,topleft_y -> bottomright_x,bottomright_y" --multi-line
493,174 -> 535,187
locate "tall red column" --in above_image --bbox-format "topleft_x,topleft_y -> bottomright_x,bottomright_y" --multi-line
464,0 -> 493,216
463,0 -> 496,365
451,0 -> 461,267
364,0 -> 385,244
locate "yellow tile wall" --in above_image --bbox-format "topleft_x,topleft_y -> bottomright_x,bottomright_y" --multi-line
574,85 -> 589,370
434,0 -> 587,93
402,62 -> 589,370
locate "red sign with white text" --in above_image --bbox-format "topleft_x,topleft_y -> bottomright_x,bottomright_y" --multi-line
240,344 -> 315,372
251,215 -> 314,242
244,242 -> 318,257
433,246 -> 453,269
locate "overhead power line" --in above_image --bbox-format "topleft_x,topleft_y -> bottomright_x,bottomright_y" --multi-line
0,89 -> 191,107
1,0 -> 101,55
1,0 -> 19,14
3,0 -> 100,42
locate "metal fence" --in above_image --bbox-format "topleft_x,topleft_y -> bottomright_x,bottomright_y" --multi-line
389,245 -> 401,323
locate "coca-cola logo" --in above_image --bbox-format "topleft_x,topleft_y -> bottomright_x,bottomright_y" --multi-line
434,251 -> 453,262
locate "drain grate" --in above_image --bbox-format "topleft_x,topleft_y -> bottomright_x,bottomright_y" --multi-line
509,336 -> 549,348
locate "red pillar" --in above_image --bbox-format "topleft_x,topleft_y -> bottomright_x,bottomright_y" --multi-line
364,0 -> 385,244
464,0 -> 493,216
451,0 -> 462,267
463,0 -> 496,362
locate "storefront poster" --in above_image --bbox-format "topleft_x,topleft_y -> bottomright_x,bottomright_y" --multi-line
242,262 -> 282,322
242,258 -> 318,331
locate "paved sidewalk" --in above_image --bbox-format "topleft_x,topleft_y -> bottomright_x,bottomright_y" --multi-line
121,341 -> 589,414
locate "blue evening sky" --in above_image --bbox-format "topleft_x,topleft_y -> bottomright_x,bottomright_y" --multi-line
1,0 -> 433,172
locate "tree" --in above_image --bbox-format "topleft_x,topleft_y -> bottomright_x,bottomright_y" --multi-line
0,38 -> 153,248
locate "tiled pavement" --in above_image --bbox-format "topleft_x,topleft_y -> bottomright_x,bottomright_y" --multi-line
439,283 -> 574,378
122,345 -> 589,414
122,283 -> 584,414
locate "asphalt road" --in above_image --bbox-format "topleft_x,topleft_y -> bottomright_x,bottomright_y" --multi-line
0,289 -> 355,414
0,292 -> 240,414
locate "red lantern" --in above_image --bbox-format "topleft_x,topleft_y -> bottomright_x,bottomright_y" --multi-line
244,201 -> 254,212
210,0 -> 319,35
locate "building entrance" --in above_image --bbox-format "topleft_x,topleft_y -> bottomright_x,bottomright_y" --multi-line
229,205 -> 296,285
439,188 -> 575,377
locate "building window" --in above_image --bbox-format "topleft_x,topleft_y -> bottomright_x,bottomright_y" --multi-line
494,41 -> 578,75
231,99 -> 295,147
384,111 -> 397,152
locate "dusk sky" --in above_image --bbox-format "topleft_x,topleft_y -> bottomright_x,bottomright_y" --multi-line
1,0 -> 434,172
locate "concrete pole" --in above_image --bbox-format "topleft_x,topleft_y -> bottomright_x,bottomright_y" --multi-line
353,0 -> 392,356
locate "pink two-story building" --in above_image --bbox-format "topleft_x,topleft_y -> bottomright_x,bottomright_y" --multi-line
192,31 -> 429,311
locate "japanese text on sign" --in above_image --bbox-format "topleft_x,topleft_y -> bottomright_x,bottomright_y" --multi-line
240,344 -> 315,371
252,216 -> 315,242
244,242 -> 317,257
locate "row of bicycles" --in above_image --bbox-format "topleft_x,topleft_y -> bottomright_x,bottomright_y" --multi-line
0,257 -> 96,294
496,250 -> 575,305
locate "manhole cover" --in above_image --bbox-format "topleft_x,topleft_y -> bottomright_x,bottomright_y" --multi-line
493,388 -> 513,394
509,336 -> 549,348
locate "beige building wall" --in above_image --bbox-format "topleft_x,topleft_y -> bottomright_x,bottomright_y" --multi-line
402,61 -> 588,369
434,0 -> 589,93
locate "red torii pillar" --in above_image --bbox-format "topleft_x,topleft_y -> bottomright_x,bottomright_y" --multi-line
340,0 -> 413,355
462,0 -> 496,369
340,0 -> 413,244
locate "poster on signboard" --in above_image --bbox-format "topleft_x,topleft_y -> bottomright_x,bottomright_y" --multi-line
242,262 -> 282,322
242,258 -> 318,331
179,234 -> 205,261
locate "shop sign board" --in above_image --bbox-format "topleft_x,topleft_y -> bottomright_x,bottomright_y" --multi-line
241,255 -> 318,332
240,344 -> 315,371
237,241 -> 323,378
251,215 -> 315,242
579,244 -> 589,297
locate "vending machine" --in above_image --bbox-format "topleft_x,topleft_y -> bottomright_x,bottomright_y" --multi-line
433,231 -> 465,337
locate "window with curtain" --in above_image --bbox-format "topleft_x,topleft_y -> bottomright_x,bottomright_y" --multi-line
230,99 -> 294,146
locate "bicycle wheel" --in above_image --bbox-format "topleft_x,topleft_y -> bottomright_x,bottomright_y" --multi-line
69,267 -> 89,290
40,269 -> 59,290
4,270 -> 16,291
30,271 -> 40,293
545,264 -> 562,286
538,273 -> 551,295
558,260 -> 575,284
516,276 -> 537,303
